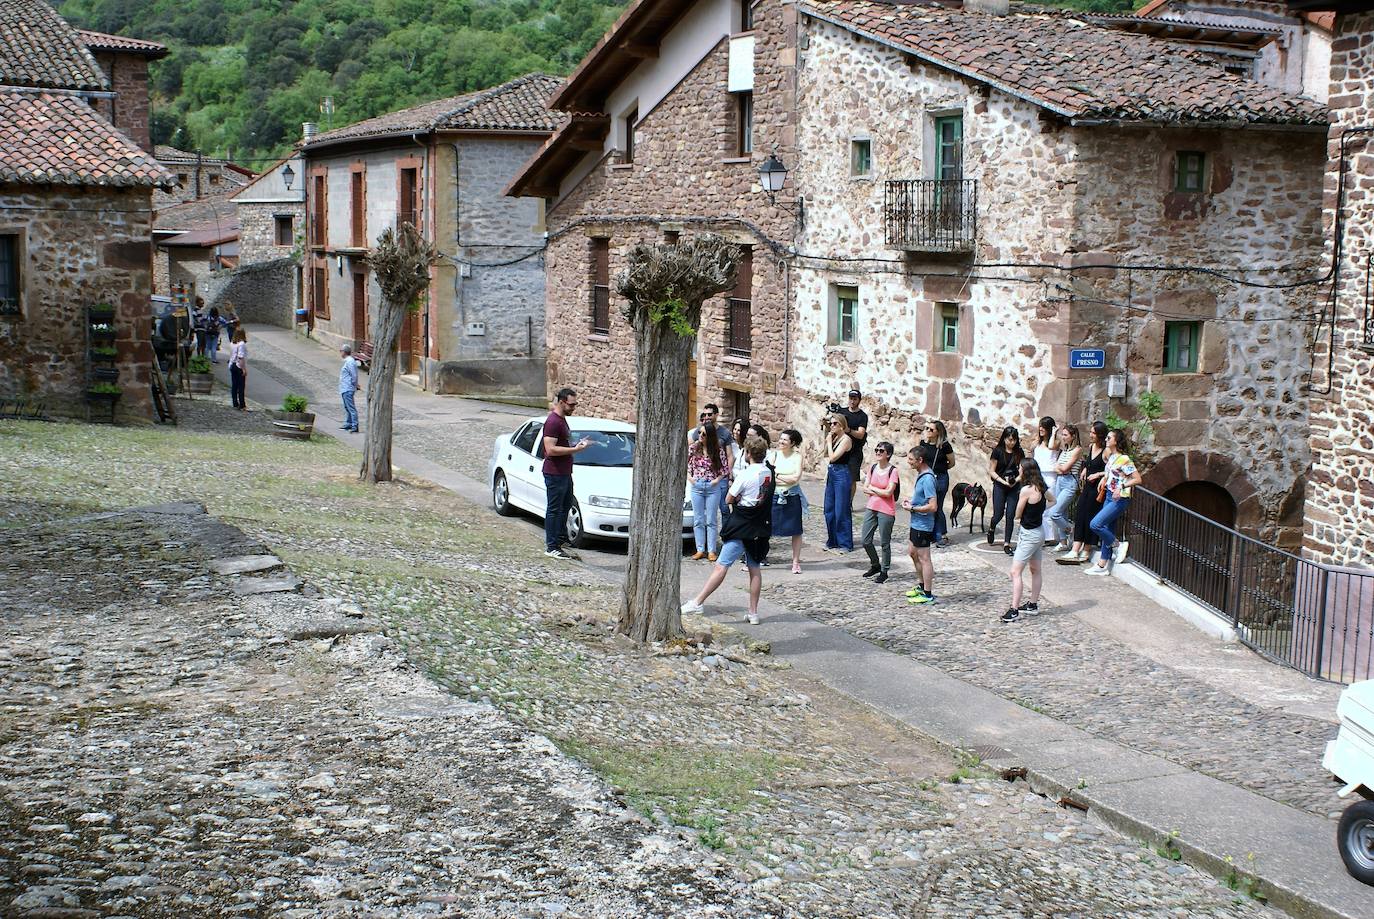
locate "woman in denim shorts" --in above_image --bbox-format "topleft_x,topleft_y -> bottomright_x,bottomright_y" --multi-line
1000,458 -> 1055,624
681,437 -> 774,624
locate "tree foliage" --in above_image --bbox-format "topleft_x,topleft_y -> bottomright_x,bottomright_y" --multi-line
58,0 -> 626,162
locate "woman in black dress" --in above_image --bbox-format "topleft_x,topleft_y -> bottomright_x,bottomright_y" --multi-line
1061,421 -> 1108,565
986,426 -> 1024,555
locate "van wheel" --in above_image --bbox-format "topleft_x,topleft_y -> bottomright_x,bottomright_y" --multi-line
1338,799 -> 1374,885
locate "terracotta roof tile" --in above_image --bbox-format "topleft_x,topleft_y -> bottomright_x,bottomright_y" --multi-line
77,28 -> 169,57
0,89 -> 174,186
0,0 -> 108,91
309,73 -> 566,146
154,190 -> 239,232
800,1 -> 1326,126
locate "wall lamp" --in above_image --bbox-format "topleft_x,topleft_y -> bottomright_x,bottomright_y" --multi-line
758,151 -> 803,222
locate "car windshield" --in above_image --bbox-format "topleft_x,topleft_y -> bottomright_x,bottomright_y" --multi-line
571,430 -> 635,467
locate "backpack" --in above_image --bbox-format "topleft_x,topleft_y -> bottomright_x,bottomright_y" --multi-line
869,463 -> 900,501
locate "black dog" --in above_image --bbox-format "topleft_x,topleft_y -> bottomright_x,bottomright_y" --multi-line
950,482 -> 988,535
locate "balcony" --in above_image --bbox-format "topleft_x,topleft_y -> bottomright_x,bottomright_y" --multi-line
884,179 -> 978,253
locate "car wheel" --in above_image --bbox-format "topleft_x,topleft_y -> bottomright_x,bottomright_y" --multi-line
493,472 -> 515,517
1339,799 -> 1374,886
566,500 -> 589,549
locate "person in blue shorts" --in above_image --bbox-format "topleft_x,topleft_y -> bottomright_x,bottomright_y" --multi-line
681,436 -> 773,625
902,445 -> 939,605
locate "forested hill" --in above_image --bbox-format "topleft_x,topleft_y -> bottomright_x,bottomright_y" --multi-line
57,0 -> 627,164
56,0 -> 1135,167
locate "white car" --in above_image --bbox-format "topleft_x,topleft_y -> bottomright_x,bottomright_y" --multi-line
488,415 -> 694,547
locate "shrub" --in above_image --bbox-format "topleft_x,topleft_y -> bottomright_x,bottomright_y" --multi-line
88,382 -> 122,395
282,393 -> 309,414
188,355 -> 212,374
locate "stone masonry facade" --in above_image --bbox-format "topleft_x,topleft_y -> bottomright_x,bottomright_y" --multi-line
90,51 -> 152,152
0,185 -> 156,422
238,200 -> 304,267
1305,9 -> 1374,567
543,0 -> 801,433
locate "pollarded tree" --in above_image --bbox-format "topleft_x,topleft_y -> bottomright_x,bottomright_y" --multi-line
616,235 -> 740,643
360,222 -> 440,484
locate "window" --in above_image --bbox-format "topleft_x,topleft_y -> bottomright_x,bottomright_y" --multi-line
663,230 -> 680,246
311,265 -> 329,319
851,138 -> 872,177
623,108 -> 638,164
727,245 -> 752,356
829,284 -> 858,345
1163,320 -> 1202,373
274,215 -> 294,247
350,167 -> 366,247
732,390 -> 751,425
1176,151 -> 1206,193
937,302 -> 959,352
591,237 -> 610,334
352,271 -> 368,343
934,115 -> 963,181
740,0 -> 754,30
735,92 -> 753,156
176,173 -> 188,186
0,233 -> 20,315
310,172 -> 327,248
399,167 -> 419,228
208,174 -> 220,185
515,422 -> 540,454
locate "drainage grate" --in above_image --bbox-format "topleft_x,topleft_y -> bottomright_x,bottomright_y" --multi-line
969,745 -> 1014,762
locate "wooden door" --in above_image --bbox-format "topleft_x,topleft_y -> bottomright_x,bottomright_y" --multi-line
351,272 -> 368,345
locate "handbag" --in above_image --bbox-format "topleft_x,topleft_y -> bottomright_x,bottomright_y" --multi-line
1096,476 -> 1108,503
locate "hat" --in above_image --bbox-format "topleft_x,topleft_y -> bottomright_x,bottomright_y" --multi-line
848,389 -> 862,398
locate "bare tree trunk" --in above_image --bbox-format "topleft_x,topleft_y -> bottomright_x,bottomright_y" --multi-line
617,317 -> 694,642
359,301 -> 407,483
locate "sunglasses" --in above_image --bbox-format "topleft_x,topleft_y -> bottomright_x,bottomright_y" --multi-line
875,448 -> 890,454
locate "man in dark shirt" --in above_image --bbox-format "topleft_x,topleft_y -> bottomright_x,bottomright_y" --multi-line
842,388 -> 868,499
542,387 -> 591,560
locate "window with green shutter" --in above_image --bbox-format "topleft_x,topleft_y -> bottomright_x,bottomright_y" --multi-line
1163,321 -> 1202,373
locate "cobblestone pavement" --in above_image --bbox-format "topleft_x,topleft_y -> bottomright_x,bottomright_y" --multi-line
762,548 -> 1341,819
0,414 -> 1281,918
245,336 -> 424,422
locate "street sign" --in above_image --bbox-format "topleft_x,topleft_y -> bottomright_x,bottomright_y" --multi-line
1070,348 -> 1106,370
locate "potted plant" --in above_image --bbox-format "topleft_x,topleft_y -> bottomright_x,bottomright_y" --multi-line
90,344 -> 118,363
89,322 -> 116,342
86,381 -> 121,402
187,354 -> 214,394
88,302 -> 116,321
270,393 -> 315,440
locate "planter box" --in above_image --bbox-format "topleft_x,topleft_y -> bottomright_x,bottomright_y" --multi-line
91,367 -> 119,383
187,373 -> 214,395
89,349 -> 118,363
89,327 -> 117,341
270,410 -> 315,441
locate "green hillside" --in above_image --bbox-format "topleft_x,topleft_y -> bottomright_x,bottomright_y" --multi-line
58,0 -> 626,165
58,0 -> 1136,167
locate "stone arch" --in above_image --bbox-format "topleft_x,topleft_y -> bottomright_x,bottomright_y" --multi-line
1141,450 -> 1263,532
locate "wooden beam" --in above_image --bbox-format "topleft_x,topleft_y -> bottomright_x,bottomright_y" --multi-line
568,138 -> 604,152
620,41 -> 659,59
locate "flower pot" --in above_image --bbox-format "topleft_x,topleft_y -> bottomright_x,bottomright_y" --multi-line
270,410 -> 315,441
90,349 -> 117,363
88,307 -> 116,321
86,389 -> 120,402
90,327 -> 117,341
188,373 -> 214,395
91,367 -> 119,384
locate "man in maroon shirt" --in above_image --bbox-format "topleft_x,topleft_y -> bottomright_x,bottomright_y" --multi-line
543,387 -> 591,560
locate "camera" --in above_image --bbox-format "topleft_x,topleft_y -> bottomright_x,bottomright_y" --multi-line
827,402 -> 844,414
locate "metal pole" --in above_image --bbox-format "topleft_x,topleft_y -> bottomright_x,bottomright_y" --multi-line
1314,565 -> 1331,681
1231,537 -> 1246,628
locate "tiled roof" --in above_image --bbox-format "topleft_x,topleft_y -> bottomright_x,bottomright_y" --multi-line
153,190 -> 239,232
155,144 -> 229,165
800,1 -> 1327,126
308,73 -> 565,147
78,28 -> 169,57
0,0 -> 108,91
0,89 -> 173,187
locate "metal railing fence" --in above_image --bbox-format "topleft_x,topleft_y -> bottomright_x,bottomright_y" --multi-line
1126,487 -> 1374,684
883,178 -> 977,252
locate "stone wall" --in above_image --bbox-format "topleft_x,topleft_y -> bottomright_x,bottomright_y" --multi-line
238,200 -> 303,267
1070,125 -> 1325,545
0,185 -> 156,422
1305,10 -> 1374,566
201,258 -> 299,328
542,0 -> 800,432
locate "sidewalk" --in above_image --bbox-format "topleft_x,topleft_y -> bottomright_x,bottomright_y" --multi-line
233,325 -> 1371,919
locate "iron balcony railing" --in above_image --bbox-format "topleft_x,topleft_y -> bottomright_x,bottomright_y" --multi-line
1126,486 -> 1374,684
884,178 -> 978,253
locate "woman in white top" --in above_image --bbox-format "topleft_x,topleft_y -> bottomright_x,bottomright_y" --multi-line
771,428 -> 805,573
1033,416 -> 1059,504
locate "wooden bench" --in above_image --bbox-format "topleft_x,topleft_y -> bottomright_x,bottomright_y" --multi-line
355,341 -> 374,373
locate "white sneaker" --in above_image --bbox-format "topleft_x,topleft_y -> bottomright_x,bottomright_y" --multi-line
747,613 -> 760,625
681,600 -> 704,615
1083,564 -> 1110,577
1113,543 -> 1128,564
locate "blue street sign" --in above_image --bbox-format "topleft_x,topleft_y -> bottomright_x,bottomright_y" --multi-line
1070,348 -> 1106,370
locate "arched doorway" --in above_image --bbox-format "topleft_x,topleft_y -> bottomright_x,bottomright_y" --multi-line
1164,481 -> 1237,528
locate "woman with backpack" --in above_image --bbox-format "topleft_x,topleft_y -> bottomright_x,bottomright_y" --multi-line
859,441 -> 900,583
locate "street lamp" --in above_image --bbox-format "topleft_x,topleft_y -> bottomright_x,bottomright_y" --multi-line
758,152 -> 787,203
281,162 -> 296,190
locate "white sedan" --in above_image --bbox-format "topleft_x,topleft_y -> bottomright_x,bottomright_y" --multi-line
488,415 -> 694,548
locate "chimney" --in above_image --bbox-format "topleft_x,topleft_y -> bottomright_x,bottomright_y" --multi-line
964,0 -> 1009,14
302,122 -> 318,143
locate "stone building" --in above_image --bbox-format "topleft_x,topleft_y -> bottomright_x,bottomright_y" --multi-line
302,74 -> 563,395
1289,0 -> 1374,568
151,192 -> 239,296
77,29 -> 167,151
153,146 -> 252,211
0,0 -> 173,423
510,0 -> 1327,544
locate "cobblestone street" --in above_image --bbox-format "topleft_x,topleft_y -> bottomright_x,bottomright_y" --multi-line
0,411 -> 1284,917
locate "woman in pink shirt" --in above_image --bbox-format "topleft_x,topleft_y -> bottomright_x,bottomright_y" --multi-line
859,441 -> 900,583
687,412 -> 731,561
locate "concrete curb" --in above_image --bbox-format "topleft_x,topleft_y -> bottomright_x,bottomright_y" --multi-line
1111,559 -> 1239,642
